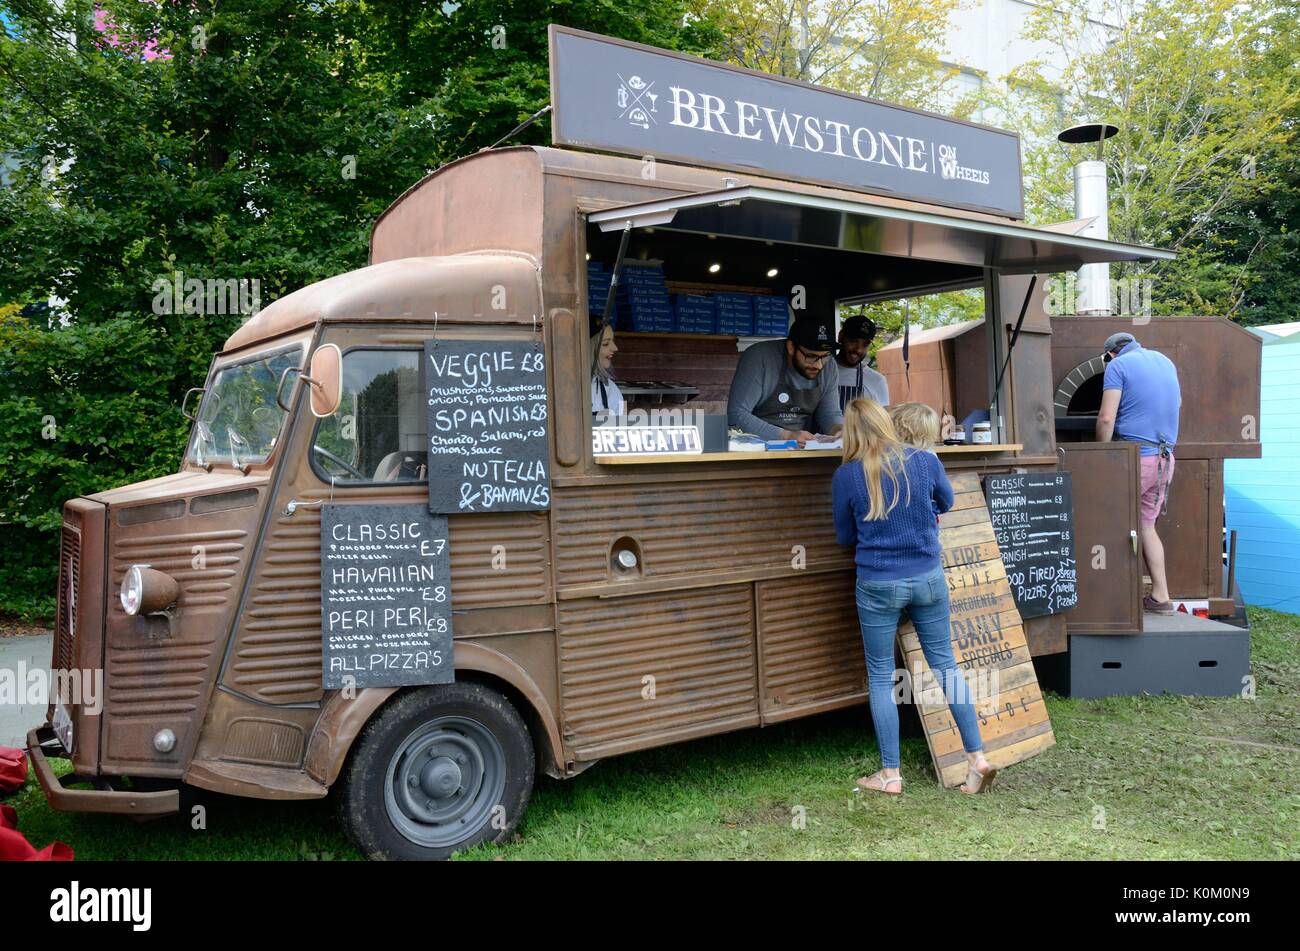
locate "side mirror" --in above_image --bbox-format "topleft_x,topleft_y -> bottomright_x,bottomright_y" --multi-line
275,366 -> 302,413
307,344 -> 342,417
181,387 -> 205,421
274,344 -> 343,416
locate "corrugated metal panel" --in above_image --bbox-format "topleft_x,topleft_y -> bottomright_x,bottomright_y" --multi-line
557,584 -> 757,754
757,572 -> 865,711
229,506 -> 551,704
55,525 -> 80,674
449,512 -> 551,607
1225,336 -> 1300,613
105,645 -> 215,718
227,513 -> 324,704
108,528 -> 249,716
552,474 -> 848,589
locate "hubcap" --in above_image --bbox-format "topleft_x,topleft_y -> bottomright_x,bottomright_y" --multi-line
383,716 -> 506,849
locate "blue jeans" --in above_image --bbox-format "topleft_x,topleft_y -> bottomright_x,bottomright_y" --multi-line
855,565 -> 984,769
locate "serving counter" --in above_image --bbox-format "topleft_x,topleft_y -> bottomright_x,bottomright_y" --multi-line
594,444 -> 1024,465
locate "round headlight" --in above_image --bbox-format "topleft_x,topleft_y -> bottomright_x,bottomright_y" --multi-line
120,565 -> 144,615
119,564 -> 179,616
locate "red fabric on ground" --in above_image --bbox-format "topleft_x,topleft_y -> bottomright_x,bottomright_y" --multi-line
0,746 -> 27,794
0,803 -> 74,861
0,823 -> 74,861
0,750 -> 74,861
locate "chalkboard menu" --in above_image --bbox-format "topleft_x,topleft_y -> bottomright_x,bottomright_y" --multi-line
424,339 -> 550,514
983,473 -> 1078,619
320,503 -> 454,689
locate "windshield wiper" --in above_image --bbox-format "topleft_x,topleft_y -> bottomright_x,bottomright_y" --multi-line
193,421 -> 216,469
227,427 -> 249,469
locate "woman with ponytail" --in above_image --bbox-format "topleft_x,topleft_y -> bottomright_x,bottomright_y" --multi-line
590,319 -> 625,419
832,398 -> 997,795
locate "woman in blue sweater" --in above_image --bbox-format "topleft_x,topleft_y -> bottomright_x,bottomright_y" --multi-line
832,399 -> 996,795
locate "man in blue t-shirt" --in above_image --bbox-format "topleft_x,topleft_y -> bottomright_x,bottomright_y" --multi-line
1095,332 -> 1182,614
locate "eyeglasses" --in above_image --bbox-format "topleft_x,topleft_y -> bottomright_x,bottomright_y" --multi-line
796,346 -> 832,365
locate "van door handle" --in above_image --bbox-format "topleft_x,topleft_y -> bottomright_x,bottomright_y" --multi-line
1130,530 -> 1138,555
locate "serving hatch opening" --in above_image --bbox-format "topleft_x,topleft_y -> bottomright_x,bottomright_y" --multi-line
581,181 -> 1175,462
582,216 -> 1001,454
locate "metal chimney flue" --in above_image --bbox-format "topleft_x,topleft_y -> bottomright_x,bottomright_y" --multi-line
1058,122 -> 1119,316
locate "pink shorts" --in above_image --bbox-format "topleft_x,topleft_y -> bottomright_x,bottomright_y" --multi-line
1139,453 -> 1174,525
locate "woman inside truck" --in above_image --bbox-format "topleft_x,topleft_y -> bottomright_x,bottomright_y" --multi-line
590,318 -> 626,419
832,398 -> 998,796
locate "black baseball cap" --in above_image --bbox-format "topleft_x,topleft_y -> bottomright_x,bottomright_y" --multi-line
788,314 -> 839,352
840,315 -> 878,343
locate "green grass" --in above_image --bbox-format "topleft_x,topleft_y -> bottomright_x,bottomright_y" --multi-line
7,608 -> 1298,860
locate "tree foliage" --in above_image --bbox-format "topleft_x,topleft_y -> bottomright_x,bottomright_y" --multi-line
698,0 -> 962,109
0,0 -> 723,620
971,0 -> 1300,319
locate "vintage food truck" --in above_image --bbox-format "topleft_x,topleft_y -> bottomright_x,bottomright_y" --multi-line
29,27 -> 1236,859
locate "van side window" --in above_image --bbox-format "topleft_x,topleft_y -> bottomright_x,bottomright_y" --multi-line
312,349 -> 427,483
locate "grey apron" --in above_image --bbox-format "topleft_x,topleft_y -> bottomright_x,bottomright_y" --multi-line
752,374 -> 822,434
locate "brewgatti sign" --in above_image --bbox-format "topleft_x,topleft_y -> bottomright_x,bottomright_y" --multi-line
549,26 -> 1024,218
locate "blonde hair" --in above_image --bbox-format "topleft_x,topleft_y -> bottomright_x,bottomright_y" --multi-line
890,402 -> 940,449
842,398 -> 912,520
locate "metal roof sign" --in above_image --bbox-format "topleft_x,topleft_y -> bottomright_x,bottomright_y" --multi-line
549,26 -> 1025,218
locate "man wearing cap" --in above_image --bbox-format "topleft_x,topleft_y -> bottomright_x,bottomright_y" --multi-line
728,313 -> 843,446
835,314 -> 889,410
1096,331 -> 1182,614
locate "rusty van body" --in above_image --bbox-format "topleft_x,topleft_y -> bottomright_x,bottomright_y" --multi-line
29,102 -> 1218,856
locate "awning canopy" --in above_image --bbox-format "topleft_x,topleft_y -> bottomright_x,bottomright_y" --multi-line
587,185 -> 1174,276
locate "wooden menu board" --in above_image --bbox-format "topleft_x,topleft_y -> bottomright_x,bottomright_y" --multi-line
896,472 -> 1056,787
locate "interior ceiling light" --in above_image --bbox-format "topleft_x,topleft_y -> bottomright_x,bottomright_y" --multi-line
708,263 -> 721,273
766,267 -> 779,278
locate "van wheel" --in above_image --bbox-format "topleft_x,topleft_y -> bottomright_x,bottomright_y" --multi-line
337,682 -> 534,860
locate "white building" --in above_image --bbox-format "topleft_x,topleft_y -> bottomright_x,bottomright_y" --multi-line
935,0 -> 1119,123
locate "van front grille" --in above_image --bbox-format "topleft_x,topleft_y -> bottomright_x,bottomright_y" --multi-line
55,525 -> 80,673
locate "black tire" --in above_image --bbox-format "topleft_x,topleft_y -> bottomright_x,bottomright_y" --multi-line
336,681 -> 534,860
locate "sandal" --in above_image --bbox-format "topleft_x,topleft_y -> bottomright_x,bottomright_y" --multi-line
960,757 -> 997,795
856,771 -> 903,795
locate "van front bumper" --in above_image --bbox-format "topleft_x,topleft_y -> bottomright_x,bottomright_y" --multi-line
26,726 -> 180,815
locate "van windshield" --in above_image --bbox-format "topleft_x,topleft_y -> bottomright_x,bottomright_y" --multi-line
187,345 -> 304,467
